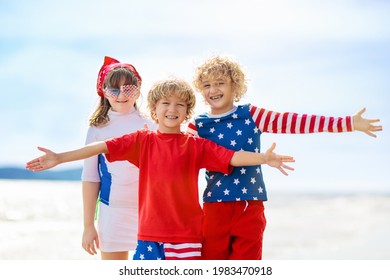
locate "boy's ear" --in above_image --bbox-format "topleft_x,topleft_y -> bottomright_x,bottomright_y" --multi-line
231,84 -> 240,101
151,111 -> 158,123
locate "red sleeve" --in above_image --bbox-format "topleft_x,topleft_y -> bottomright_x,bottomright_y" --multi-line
200,138 -> 235,175
105,131 -> 142,166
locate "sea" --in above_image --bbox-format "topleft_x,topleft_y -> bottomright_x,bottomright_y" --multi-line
1,179 -> 390,260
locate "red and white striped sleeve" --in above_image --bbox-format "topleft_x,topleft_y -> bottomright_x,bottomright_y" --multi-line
187,119 -> 199,135
249,105 -> 353,134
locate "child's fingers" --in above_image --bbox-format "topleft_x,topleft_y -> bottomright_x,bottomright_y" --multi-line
95,238 -> 100,250
37,146 -> 51,154
369,119 -> 381,124
26,158 -> 39,166
282,164 -> 295,171
279,155 -> 295,162
83,242 -> 96,255
25,159 -> 41,171
278,167 -> 288,176
365,131 -> 377,138
357,107 -> 366,116
267,142 -> 276,152
370,124 -> 382,131
90,244 -> 97,255
26,158 -> 50,172
278,164 -> 295,176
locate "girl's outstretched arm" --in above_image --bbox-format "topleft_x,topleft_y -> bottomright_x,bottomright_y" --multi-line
26,141 -> 108,172
352,108 -> 383,138
230,142 -> 295,176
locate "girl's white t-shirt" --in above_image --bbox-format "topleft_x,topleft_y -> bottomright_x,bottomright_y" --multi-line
82,108 -> 154,208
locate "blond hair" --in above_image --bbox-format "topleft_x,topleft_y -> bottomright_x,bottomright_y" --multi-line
193,55 -> 248,102
147,77 -> 196,122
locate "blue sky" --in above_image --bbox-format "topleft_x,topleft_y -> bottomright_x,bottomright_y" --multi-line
0,0 -> 389,192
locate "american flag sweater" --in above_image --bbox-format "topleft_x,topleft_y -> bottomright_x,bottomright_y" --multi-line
187,104 -> 353,202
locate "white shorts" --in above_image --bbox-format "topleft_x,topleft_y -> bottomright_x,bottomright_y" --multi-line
97,202 -> 138,252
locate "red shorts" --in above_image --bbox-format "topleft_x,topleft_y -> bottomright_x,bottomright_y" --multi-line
202,200 -> 266,260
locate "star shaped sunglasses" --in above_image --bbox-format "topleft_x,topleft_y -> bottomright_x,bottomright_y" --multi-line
103,85 -> 139,99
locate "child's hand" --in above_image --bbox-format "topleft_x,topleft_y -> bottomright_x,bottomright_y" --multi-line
142,123 -> 149,130
82,225 -> 99,255
353,108 -> 383,138
264,143 -> 295,176
25,147 -> 59,172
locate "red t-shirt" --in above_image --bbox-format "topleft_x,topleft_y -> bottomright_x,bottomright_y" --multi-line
105,130 -> 234,243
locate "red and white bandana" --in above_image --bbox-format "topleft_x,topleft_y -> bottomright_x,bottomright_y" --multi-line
96,56 -> 142,97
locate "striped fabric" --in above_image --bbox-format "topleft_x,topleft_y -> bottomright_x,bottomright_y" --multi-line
164,243 -> 202,260
249,106 -> 352,134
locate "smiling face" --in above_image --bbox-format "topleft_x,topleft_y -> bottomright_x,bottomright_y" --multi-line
154,94 -> 188,133
147,78 -> 196,133
193,55 -> 248,115
104,77 -> 140,113
103,68 -> 140,113
200,76 -> 236,115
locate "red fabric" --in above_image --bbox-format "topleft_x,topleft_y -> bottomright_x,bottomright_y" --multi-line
96,56 -> 142,97
105,130 -> 234,244
202,200 -> 266,260
299,114 -> 307,133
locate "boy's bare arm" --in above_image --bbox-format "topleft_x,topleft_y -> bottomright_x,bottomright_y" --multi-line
353,108 -> 383,138
26,141 -> 108,172
230,143 -> 295,176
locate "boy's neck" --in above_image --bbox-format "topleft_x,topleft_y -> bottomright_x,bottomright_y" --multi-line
157,127 -> 182,134
209,105 -> 236,116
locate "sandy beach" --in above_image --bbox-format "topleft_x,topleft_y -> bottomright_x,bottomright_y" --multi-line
1,179 -> 390,260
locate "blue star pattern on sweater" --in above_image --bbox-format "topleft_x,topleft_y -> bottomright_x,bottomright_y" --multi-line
194,104 -> 267,202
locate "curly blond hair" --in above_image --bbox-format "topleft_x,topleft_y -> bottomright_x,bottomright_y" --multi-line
147,77 -> 196,123
193,55 -> 248,102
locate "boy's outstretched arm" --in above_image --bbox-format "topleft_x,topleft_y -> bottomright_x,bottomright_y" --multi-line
230,143 -> 295,176
353,108 -> 383,138
26,141 -> 108,172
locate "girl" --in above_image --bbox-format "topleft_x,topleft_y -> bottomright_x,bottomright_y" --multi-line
81,56 -> 155,260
